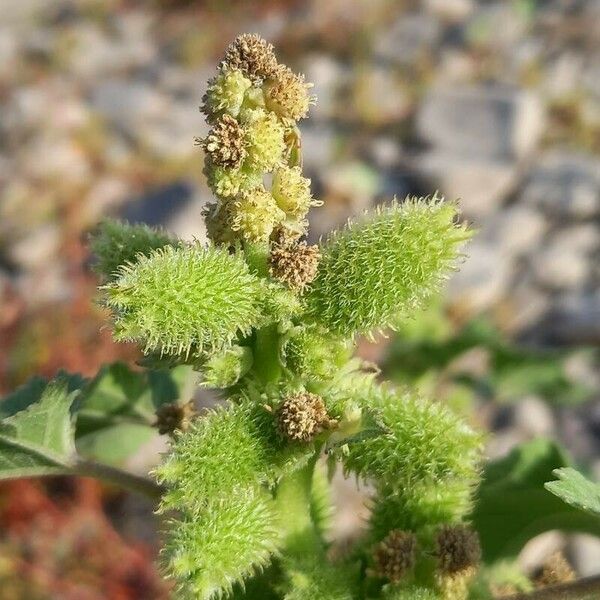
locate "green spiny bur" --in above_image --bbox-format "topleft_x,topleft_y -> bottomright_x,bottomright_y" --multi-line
90,219 -> 179,282
306,198 -> 471,337
163,490 -> 281,599
339,384 -> 482,490
281,555 -> 358,600
104,244 -> 265,357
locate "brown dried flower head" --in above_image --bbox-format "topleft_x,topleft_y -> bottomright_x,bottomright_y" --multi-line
435,525 -> 481,575
276,392 -> 336,442
265,65 -> 314,121
198,114 -> 246,169
269,240 -> 321,292
372,530 -> 417,583
155,400 -> 197,436
223,33 -> 278,82
535,552 -> 576,588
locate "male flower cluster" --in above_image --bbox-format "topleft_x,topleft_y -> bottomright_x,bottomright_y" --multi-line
199,34 -> 317,245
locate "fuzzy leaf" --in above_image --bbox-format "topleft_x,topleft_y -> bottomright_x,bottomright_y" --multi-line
104,244 -> 266,357
164,491 -> 281,599
305,197 -> 470,337
471,439 -> 600,563
90,219 -> 179,281
545,468 -> 600,517
0,380 -> 78,479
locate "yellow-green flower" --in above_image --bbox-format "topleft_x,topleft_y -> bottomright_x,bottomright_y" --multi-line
230,186 -> 285,244
272,165 -> 320,220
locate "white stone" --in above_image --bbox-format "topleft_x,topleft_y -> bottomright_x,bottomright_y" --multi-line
567,534 -> 600,577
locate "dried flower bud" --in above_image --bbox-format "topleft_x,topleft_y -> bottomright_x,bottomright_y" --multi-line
199,114 -> 246,169
155,400 -> 197,435
243,109 -> 285,173
535,552 -> 575,588
265,65 -> 314,121
202,68 -> 252,122
223,34 -> 278,83
202,201 -> 235,246
269,241 -> 320,292
230,186 -> 285,244
276,392 -> 336,442
272,165 -> 320,220
372,530 -> 417,583
435,525 -> 481,575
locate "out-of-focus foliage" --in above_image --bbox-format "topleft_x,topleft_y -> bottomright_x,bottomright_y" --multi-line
471,439 -> 600,564
383,304 -> 595,407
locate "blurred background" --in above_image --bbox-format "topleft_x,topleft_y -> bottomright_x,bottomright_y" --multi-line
0,0 -> 599,598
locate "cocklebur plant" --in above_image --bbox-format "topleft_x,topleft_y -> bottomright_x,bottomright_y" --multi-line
141,35 -> 481,599
0,35 -> 498,600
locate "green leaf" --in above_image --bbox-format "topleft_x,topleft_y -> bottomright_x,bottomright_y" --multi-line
0,372 -> 85,419
76,363 -> 196,465
545,468 -> 600,517
0,380 -> 78,479
76,422 -> 155,466
471,439 -> 600,563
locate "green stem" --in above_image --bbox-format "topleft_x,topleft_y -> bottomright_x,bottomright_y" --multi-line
73,458 -> 164,501
275,452 -> 322,557
254,324 -> 282,385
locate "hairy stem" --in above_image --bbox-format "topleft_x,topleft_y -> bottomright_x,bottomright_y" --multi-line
73,458 -> 164,501
501,575 -> 600,600
254,324 -> 282,384
275,453 -> 322,556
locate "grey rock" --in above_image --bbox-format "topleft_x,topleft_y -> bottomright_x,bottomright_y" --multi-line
302,54 -> 345,121
416,151 -> 518,221
91,80 -> 167,129
417,86 -> 544,160
530,239 -> 590,291
503,278 -> 551,334
553,224 -> 599,254
521,152 -> 600,219
447,240 -> 514,312
482,205 -> 547,257
374,13 -> 441,66
513,396 -> 555,437
301,126 -> 337,171
8,224 -> 60,270
119,182 -> 207,242
544,292 -> 600,345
